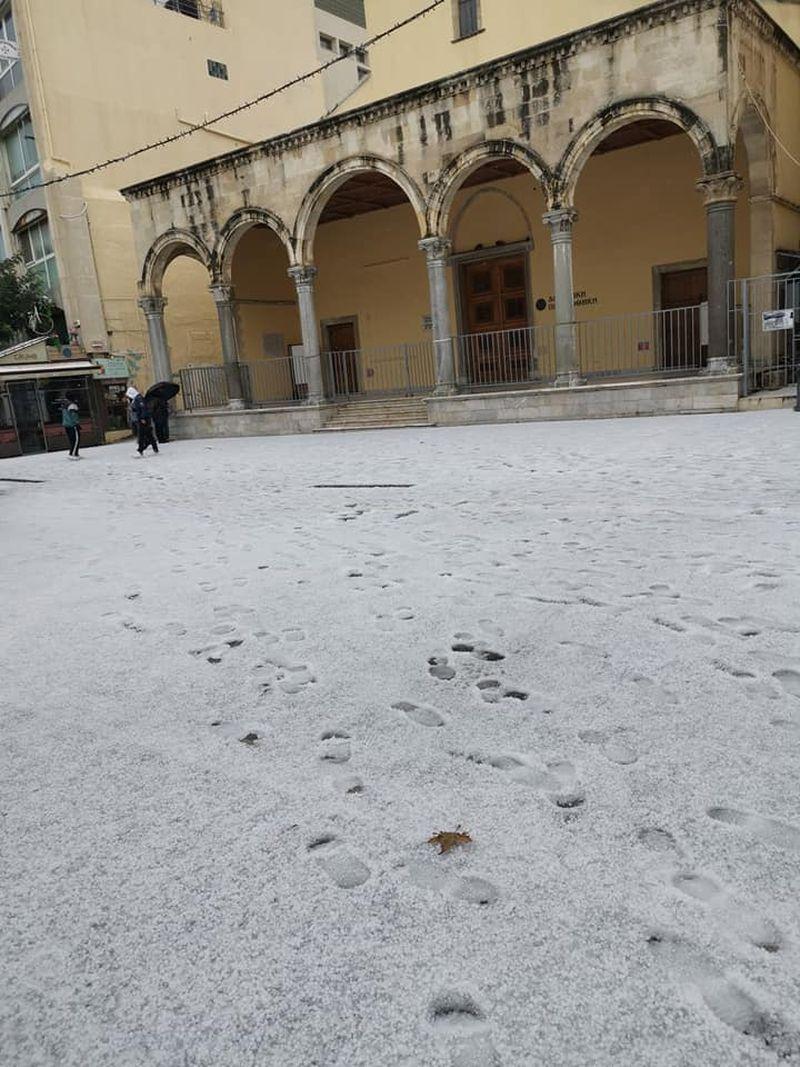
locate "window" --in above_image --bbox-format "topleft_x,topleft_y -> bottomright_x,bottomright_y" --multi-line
319,33 -> 335,52
338,40 -> 353,56
0,9 -> 18,101
3,113 -> 40,199
357,66 -> 369,82
455,0 -> 481,39
355,47 -> 368,65
207,59 -> 228,80
17,217 -> 58,294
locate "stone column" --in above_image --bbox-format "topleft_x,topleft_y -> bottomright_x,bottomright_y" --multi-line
697,172 -> 743,374
419,237 -> 455,394
210,284 -> 244,408
287,265 -> 324,403
137,295 -> 171,384
543,208 -> 580,386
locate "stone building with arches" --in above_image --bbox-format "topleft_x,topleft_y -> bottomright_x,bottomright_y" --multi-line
123,0 -> 800,430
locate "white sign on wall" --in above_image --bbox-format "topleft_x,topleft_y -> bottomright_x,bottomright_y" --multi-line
0,40 -> 19,62
762,309 -> 795,333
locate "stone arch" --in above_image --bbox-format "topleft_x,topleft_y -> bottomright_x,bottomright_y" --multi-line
214,207 -> 294,283
293,155 -> 428,263
140,228 -> 213,297
554,97 -> 722,208
450,185 -> 535,252
427,140 -> 553,238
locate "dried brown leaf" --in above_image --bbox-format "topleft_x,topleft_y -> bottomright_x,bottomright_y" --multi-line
427,827 -> 472,854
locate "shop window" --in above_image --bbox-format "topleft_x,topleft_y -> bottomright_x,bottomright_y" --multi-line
0,8 -> 18,101
207,59 -> 228,80
17,217 -> 58,295
3,112 -> 40,199
454,0 -> 481,40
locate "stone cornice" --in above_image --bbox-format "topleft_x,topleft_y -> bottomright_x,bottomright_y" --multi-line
730,0 -> 800,66
121,0 -> 793,203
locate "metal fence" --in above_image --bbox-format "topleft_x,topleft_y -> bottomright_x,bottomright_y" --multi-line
729,271 -> 800,395
240,356 -> 308,407
454,326 -> 556,388
178,365 -> 229,410
576,305 -> 707,379
451,306 -> 707,389
321,341 -> 435,399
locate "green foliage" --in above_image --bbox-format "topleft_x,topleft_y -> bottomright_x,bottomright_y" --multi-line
0,254 -> 52,345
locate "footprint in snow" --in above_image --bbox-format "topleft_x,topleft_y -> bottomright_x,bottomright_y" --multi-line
430,991 -> 500,1067
670,870 -> 782,952
476,679 -> 528,704
428,656 -> 456,681
648,934 -> 799,1060
408,863 -> 500,906
392,701 -> 446,728
464,750 -> 584,808
318,731 -> 364,793
707,806 -> 800,852
773,669 -> 800,700
307,835 -> 370,888
578,728 -> 638,765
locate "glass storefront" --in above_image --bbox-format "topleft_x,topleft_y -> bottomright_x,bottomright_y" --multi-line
0,375 -> 105,457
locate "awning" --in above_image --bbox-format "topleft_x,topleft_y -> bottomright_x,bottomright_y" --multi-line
0,360 -> 102,382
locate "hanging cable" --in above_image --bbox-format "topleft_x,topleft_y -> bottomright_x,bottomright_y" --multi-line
0,0 -> 445,200
738,59 -> 800,170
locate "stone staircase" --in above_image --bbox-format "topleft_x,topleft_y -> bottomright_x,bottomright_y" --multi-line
319,396 -> 430,432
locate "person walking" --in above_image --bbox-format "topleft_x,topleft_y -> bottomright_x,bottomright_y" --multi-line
126,386 -> 159,457
62,401 -> 81,460
150,394 -> 170,443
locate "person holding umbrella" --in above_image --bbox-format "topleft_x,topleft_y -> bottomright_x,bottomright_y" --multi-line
146,381 -> 180,444
126,386 -> 159,457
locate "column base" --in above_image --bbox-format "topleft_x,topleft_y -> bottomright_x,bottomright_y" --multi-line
434,383 -> 456,397
554,372 -> 582,388
227,398 -> 245,410
702,357 -> 737,376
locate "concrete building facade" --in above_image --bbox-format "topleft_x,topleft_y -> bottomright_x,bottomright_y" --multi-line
0,0 -> 369,368
119,0 -> 800,429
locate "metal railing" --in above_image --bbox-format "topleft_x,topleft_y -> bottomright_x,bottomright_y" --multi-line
454,326 -> 556,388
178,365 -> 229,411
154,0 -> 224,26
321,341 -> 435,399
239,356 -> 308,407
729,271 -> 799,395
576,305 -> 707,379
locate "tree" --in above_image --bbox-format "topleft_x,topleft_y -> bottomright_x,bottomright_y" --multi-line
0,254 -> 53,345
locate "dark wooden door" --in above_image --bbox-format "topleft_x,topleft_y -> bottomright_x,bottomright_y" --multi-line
326,320 -> 359,396
461,254 -> 531,383
660,266 -> 707,370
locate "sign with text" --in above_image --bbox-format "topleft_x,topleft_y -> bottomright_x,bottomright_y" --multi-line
0,40 -> 19,62
762,309 -> 795,333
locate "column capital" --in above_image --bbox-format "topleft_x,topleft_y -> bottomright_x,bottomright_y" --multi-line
696,171 -> 743,206
138,295 -> 167,316
418,236 -> 452,263
543,208 -> 578,241
288,264 -> 318,289
210,284 -> 235,306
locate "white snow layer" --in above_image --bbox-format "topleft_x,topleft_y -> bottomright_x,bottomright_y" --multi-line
1,411 -> 800,1067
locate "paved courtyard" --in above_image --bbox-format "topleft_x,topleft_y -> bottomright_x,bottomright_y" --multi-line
2,411 -> 800,1066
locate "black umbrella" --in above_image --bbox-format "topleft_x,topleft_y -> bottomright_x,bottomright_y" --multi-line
145,381 -> 180,402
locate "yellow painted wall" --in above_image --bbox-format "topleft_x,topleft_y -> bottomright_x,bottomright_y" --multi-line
15,0 -> 327,381
352,1 -> 799,108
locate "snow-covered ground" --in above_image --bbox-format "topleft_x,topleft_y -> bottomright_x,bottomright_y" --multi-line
2,411 -> 800,1067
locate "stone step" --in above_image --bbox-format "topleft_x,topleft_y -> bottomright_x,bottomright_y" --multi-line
319,421 -> 430,433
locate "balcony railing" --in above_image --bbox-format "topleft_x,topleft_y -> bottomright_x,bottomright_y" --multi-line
154,0 -> 224,27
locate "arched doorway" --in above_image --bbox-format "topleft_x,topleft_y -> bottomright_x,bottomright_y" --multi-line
295,158 -> 432,399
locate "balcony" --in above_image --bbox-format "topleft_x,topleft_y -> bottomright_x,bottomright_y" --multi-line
154,0 -> 224,28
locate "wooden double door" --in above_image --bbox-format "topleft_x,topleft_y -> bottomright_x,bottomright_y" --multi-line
460,254 -> 532,384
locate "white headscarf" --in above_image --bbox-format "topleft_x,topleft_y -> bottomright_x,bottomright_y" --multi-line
126,386 -> 140,400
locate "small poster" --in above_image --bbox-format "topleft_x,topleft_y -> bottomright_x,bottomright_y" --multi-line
762,309 -> 795,332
